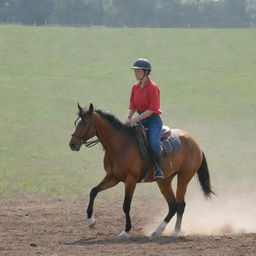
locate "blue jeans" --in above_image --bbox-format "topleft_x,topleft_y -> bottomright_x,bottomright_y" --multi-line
139,114 -> 163,154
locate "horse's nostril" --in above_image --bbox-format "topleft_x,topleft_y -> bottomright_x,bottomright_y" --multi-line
70,143 -> 75,150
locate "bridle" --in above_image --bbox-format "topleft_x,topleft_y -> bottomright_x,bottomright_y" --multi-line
71,111 -> 131,148
71,115 -> 100,148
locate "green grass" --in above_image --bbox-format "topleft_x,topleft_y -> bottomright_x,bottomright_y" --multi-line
0,25 -> 255,199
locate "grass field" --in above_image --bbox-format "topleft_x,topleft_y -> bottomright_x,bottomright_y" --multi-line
0,25 -> 255,200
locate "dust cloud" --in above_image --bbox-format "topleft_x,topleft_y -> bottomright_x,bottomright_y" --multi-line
142,179 -> 256,236
180,192 -> 256,235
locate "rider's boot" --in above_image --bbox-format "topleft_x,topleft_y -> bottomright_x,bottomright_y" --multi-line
152,150 -> 164,180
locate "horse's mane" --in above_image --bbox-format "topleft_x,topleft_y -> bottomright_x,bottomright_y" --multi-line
95,109 -> 138,138
94,109 -> 150,160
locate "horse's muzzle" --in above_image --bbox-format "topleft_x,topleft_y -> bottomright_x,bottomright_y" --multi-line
69,142 -> 81,151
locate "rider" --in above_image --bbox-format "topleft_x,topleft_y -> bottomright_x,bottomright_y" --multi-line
125,58 -> 164,180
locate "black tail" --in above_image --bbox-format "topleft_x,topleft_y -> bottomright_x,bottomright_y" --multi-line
197,153 -> 215,198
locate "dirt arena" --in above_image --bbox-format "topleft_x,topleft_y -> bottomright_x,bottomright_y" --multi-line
1,196 -> 256,256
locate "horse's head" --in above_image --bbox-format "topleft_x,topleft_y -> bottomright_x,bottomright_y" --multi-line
69,103 -> 96,151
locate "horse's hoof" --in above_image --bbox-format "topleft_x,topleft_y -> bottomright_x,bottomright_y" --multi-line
151,221 -> 167,237
150,231 -> 160,237
119,231 -> 129,239
171,230 -> 180,237
87,217 -> 96,228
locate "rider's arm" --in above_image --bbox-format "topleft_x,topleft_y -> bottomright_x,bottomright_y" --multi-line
132,110 -> 153,123
124,109 -> 136,124
127,109 -> 136,119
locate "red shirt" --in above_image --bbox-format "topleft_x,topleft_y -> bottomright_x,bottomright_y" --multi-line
129,77 -> 162,114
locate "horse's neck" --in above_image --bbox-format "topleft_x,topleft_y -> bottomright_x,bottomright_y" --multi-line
93,113 -> 123,154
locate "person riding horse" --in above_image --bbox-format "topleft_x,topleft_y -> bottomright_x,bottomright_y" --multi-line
125,58 -> 164,180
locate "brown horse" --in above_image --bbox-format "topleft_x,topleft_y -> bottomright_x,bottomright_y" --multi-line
69,103 -> 214,239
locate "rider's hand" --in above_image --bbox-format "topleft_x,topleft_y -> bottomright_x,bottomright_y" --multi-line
125,118 -> 137,127
124,118 -> 131,125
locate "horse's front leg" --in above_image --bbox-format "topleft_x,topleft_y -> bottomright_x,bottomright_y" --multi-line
119,176 -> 137,239
87,174 -> 119,228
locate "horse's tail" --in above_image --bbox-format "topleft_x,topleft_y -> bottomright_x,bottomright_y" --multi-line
197,152 -> 215,198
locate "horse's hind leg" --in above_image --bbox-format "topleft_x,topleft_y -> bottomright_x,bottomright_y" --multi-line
87,174 -> 119,228
151,176 -> 176,236
172,173 -> 191,236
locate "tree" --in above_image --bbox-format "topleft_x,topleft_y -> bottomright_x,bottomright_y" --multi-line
179,2 -> 201,27
247,0 -> 256,26
50,0 -> 104,26
223,0 -> 250,27
155,0 -> 182,27
0,0 -> 253,27
110,0 -> 157,27
5,0 -> 55,25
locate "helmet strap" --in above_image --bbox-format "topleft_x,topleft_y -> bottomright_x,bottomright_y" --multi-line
140,70 -> 149,81
139,70 -> 149,87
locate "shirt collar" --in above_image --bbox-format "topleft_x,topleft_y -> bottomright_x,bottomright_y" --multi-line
138,77 -> 151,88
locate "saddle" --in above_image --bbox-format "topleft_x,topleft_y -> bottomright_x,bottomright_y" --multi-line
135,124 -> 181,159
161,125 -> 171,138
160,127 -> 181,155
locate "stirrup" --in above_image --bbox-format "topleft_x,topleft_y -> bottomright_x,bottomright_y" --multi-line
153,170 -> 164,180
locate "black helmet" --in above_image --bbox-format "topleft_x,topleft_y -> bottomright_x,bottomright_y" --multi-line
131,58 -> 151,71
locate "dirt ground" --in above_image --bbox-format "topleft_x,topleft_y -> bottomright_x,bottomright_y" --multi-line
1,195 -> 256,256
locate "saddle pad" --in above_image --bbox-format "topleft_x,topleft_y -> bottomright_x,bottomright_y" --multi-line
161,130 -> 181,155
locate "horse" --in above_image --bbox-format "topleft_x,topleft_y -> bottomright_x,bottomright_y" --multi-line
69,103 -> 214,239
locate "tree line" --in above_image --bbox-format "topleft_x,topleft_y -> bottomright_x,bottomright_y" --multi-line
0,0 -> 255,27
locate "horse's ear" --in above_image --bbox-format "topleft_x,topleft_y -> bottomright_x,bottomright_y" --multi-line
77,103 -> 83,112
88,103 -> 94,114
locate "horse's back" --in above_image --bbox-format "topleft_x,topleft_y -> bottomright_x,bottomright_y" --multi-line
166,128 -> 203,173
172,128 -> 201,150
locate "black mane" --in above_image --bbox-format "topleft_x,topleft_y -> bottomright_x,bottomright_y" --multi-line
95,109 -> 136,136
94,109 -> 150,160
78,107 -> 135,136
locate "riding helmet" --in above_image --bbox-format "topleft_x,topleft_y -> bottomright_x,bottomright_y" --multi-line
131,58 -> 151,71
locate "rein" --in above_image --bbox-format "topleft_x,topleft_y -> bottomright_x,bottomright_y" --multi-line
84,138 -> 101,148
72,112 -> 150,161
72,132 -> 100,148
